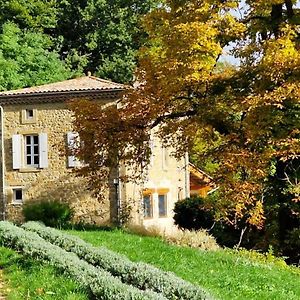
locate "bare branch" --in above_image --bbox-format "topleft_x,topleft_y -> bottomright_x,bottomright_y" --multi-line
150,109 -> 197,129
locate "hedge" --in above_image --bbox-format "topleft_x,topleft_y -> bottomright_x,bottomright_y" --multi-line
23,221 -> 213,300
0,221 -> 165,300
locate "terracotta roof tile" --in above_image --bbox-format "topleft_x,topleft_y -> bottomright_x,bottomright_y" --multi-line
0,76 -> 126,97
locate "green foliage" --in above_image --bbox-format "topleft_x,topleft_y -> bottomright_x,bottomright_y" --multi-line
173,196 -> 251,248
0,0 -> 58,30
54,0 -> 159,83
0,222 -> 166,300
263,158 -> 300,265
22,200 -> 73,228
0,0 -> 159,84
173,196 -> 215,231
0,22 -> 71,91
23,221 -> 212,300
230,247 -> 288,269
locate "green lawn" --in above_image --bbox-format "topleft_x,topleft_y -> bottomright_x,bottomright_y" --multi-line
68,229 -> 300,300
0,247 -> 88,300
0,227 -> 299,300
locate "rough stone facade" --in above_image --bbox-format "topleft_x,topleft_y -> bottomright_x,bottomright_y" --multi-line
3,101 -> 112,224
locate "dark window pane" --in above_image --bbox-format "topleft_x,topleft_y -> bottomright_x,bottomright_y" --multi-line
143,195 -> 152,218
26,136 -> 31,144
27,109 -> 34,118
33,136 -> 38,144
159,195 -> 166,217
34,156 -> 39,165
26,146 -> 31,155
14,189 -> 22,200
27,156 -> 31,165
34,145 -> 39,154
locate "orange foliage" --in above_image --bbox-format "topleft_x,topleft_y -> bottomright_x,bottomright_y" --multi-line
70,0 -> 300,230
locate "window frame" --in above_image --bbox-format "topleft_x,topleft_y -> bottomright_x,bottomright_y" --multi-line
24,134 -> 40,168
12,187 -> 24,205
12,132 -> 48,170
21,108 -> 37,124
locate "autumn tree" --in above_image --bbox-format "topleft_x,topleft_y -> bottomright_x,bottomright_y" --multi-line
71,0 -> 300,247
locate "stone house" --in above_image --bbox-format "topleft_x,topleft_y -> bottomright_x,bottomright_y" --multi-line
0,75 -> 190,231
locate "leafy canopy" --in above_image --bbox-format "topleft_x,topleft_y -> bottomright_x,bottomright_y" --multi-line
71,1 -> 300,233
0,22 -> 71,91
0,0 -> 160,83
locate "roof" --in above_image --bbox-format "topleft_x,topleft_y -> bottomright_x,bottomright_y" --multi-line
0,76 -> 126,96
0,75 -> 127,105
189,163 -> 214,187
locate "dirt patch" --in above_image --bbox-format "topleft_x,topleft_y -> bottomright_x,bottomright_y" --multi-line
0,270 -> 6,300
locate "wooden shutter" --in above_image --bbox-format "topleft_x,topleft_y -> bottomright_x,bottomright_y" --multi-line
39,133 -> 48,168
12,134 -> 22,169
67,132 -> 80,167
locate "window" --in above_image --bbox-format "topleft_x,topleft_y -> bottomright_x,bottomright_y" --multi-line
25,135 -> 39,166
67,132 -> 81,168
12,188 -> 23,204
21,108 -> 37,124
143,194 -> 153,218
12,133 -> 48,169
26,109 -> 34,119
158,194 -> 167,217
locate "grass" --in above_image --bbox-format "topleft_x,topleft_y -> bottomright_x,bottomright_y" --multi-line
67,228 -> 300,300
0,226 -> 298,300
0,247 -> 89,300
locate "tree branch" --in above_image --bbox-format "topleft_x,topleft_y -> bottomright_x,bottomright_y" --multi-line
150,109 -> 197,129
285,0 -> 294,18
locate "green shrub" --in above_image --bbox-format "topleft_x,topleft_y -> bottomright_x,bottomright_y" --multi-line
23,200 -> 73,228
173,196 -> 243,248
173,196 -> 215,230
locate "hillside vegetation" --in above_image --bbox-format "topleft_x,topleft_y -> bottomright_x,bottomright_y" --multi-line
0,222 -> 298,300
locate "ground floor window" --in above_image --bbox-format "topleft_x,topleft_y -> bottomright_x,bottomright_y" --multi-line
158,194 -> 167,217
12,188 -> 23,204
143,194 -> 153,218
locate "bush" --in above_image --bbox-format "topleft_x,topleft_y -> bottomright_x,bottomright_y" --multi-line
0,222 -> 165,300
173,196 -> 243,248
163,228 -> 219,251
126,225 -> 219,251
23,221 -> 214,300
23,200 -> 73,228
173,196 -> 215,231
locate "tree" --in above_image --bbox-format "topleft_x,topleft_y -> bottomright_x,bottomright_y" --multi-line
0,0 -> 57,31
71,1 -> 300,244
0,22 -> 71,91
55,0 -> 160,82
0,0 -> 160,83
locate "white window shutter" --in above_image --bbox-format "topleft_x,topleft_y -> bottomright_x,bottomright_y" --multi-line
39,133 -> 48,168
12,134 -> 22,169
67,132 -> 80,167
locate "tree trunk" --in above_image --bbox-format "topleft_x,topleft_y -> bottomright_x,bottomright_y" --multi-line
236,226 -> 247,249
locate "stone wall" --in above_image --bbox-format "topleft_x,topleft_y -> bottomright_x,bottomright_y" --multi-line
3,101 -> 112,224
